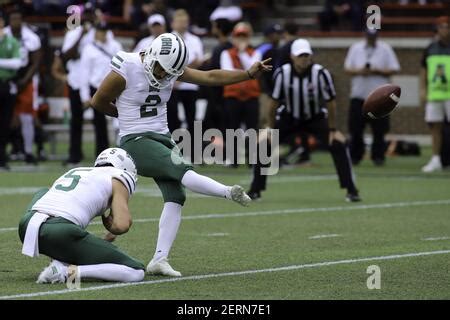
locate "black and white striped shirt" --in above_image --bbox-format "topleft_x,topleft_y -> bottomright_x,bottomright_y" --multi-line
272,63 -> 336,121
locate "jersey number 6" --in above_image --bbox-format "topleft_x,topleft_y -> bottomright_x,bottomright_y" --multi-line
140,94 -> 161,118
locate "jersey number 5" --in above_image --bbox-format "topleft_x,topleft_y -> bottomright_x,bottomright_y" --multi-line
55,169 -> 92,192
140,94 -> 161,118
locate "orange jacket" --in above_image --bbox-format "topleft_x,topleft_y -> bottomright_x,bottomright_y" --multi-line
223,47 -> 260,101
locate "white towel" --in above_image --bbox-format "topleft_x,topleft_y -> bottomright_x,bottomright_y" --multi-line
22,212 -> 50,257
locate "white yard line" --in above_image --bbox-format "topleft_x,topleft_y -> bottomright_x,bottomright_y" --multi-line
238,174 -> 450,184
0,187 -> 44,196
1,199 -> 450,233
3,171 -> 446,196
239,175 -> 337,184
0,227 -> 19,232
1,249 -> 449,300
309,234 -> 341,240
422,236 -> 450,241
0,186 -> 205,198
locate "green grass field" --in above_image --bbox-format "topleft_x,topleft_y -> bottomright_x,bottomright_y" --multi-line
0,145 -> 449,300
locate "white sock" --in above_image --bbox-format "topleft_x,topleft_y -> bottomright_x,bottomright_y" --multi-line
181,170 -> 231,198
78,264 -> 144,282
19,113 -> 34,154
153,202 -> 182,261
432,155 -> 441,162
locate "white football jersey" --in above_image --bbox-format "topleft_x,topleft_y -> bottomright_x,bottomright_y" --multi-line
4,25 -> 41,68
32,167 -> 136,229
61,26 -> 114,89
110,51 -> 176,137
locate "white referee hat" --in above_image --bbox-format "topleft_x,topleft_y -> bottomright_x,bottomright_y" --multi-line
147,14 -> 166,26
291,39 -> 313,56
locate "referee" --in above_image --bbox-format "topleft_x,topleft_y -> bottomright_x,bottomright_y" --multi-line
249,39 -> 361,202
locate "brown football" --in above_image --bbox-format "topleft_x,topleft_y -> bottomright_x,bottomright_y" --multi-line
363,84 -> 401,119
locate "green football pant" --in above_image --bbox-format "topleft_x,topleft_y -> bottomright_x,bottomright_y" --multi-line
120,131 -> 194,205
18,189 -> 144,270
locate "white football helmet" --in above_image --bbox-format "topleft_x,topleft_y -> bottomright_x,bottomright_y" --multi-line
94,148 -> 137,179
142,32 -> 189,89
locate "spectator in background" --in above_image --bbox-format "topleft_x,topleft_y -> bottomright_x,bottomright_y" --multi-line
318,0 -> 364,32
129,0 -> 154,28
150,0 -> 173,19
133,13 -> 166,53
167,9 -> 204,161
221,22 -> 261,167
209,0 -> 242,23
202,18 -> 233,153
130,0 -> 173,31
50,49 -> 71,125
421,16 -> 450,173
206,18 -> 233,72
344,29 -> 400,166
257,23 -> 283,87
51,49 -> 67,83
171,0 -> 219,35
61,3 -> 114,165
89,0 -> 125,17
277,22 -> 299,69
257,23 -> 283,129
123,0 -> 134,22
4,8 -> 42,165
31,0 -> 73,15
0,10 -> 21,170
79,23 -> 122,156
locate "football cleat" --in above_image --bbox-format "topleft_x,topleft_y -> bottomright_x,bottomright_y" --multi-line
36,260 -> 67,284
247,190 -> 261,201
422,157 -> 442,173
346,192 -> 362,203
230,185 -> 251,206
146,257 -> 182,277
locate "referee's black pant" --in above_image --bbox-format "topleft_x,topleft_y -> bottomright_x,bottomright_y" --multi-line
224,97 -> 259,165
167,89 -> 198,135
348,98 -> 389,165
250,113 -> 358,195
0,80 -> 16,166
167,89 -> 198,161
67,86 -> 109,162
